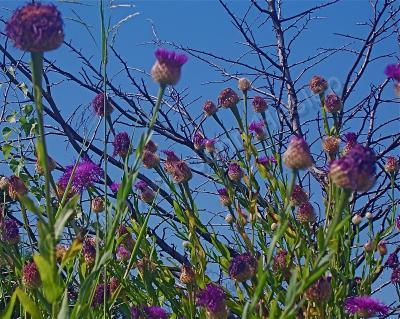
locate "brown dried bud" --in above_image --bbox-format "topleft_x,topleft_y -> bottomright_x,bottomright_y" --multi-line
238,78 -> 251,92
180,264 -> 195,285
8,176 -> 28,200
309,75 -> 328,94
91,197 -> 105,213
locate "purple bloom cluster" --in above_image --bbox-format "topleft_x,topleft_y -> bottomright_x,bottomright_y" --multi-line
92,93 -> 113,116
6,3 -> 64,52
386,252 -> 399,268
329,144 -> 376,192
155,48 -> 188,68
385,64 -> 400,81
130,305 -> 168,319
252,96 -> 267,113
58,158 -> 103,193
110,182 -> 120,193
0,219 -> 20,245
228,162 -> 243,182
391,267 -> 400,285
256,156 -> 277,168
113,132 -> 131,157
91,284 -> 109,308
197,283 -> 226,313
151,48 -> 188,86
192,132 -> 205,150
344,296 -> 389,317
228,253 -> 257,282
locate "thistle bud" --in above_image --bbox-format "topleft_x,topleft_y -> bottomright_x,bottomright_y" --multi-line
91,197 -> 105,213
218,189 -> 232,207
151,48 -> 188,86
172,161 -> 192,184
112,132 -> 131,158
229,253 -> 257,282
364,241 -> 374,253
180,264 -> 195,285
203,100 -> 218,116
304,276 -> 332,303
22,261 -> 41,289
91,284 -> 108,308
204,138 -> 216,153
82,237 -> 97,267
283,136 -> 313,170
35,156 -> 57,175
92,93 -> 113,117
322,136 -> 340,155
290,185 -> 308,206
377,240 -> 388,256
252,96 -> 267,113
365,212 -> 373,220
197,284 -> 229,319
109,277 -> 120,295
384,156 -> 399,174
238,78 -> 251,92
218,88 -> 239,108
135,181 -> 155,204
8,175 -> 28,200
142,151 -> 160,169
296,202 -> 315,223
0,219 -> 20,245
55,244 -> 67,263
116,245 -> 131,262
224,213 -> 234,224
249,121 -> 266,141
309,75 -> 328,94
324,93 -> 342,113
193,132 -> 205,151
0,176 -> 9,191
351,214 -> 362,226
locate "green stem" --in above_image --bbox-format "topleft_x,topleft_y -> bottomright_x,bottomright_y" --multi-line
319,93 -> 330,135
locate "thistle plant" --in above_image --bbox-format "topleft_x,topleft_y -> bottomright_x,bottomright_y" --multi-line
0,1 -> 399,319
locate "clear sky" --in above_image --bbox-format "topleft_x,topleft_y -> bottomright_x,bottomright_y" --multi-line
2,0 -> 399,311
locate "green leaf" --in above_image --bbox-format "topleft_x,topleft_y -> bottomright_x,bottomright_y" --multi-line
0,287 -> 43,319
2,144 -> 12,160
57,289 -> 70,319
33,255 -> 63,303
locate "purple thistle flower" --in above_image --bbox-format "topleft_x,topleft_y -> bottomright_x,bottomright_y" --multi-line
116,245 -> 131,262
22,261 -> 41,289
385,156 -> 399,174
391,267 -> 400,285
218,88 -> 240,109
386,252 -> 399,268
203,100 -> 218,116
342,132 -> 358,155
0,219 -> 20,245
252,96 -> 267,113
82,236 -> 97,267
91,284 -> 108,308
92,93 -> 113,116
192,132 -> 205,150
113,132 -> 131,157
6,3 -> 64,52
256,156 -> 276,168
290,185 -> 308,206
143,306 -> 168,319
197,283 -> 227,314
151,48 -> 188,86
135,180 -> 148,191
135,180 -> 155,203
344,296 -> 389,317
283,136 -> 313,169
110,182 -> 120,193
385,64 -> 400,81
329,144 -> 376,192
228,162 -> 243,182
324,93 -> 342,113
58,158 -> 103,193
249,121 -> 265,134
228,253 -> 258,282
130,307 -> 141,319
218,188 -> 231,206
204,138 -> 216,153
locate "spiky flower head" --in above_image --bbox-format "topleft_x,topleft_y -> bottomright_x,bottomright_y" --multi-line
290,185 -> 308,206
228,162 -> 243,182
58,157 -> 103,193
218,188 -> 231,207
171,160 -> 192,184
324,93 -> 342,113
283,136 -> 313,169
252,96 -> 267,113
6,3 -> 64,52
249,121 -> 266,141
8,175 -> 28,200
204,138 -> 216,153
228,253 -> 257,282
377,240 -> 387,256
309,75 -> 328,94
197,283 -> 229,319
385,156 -> 399,174
0,176 -> 9,191
116,225 -> 135,251
82,236 -> 97,267
203,100 -> 218,116
151,48 -> 188,86
342,132 -> 358,155
55,244 -> 67,263
322,136 -> 340,155
130,307 -> 141,319
144,140 -> 158,153
109,276 -> 120,295
256,156 -> 277,170
116,245 -> 131,262
218,88 -> 239,108
225,213 -> 234,224
391,268 -> 400,285
91,284 -> 108,308
113,132 -> 131,158
110,182 -> 120,194
163,150 -> 180,174
180,264 -> 195,285
329,144 -> 376,192
92,93 -> 113,117
386,252 -> 399,268
296,202 -> 315,223
385,64 -> 400,81
91,196 -> 105,213
135,181 -> 155,204
344,296 -> 389,317
304,276 -> 332,303
238,78 -> 251,92
193,132 -> 205,151
22,261 -> 41,289
0,219 -> 20,245
273,249 -> 291,279
35,155 -> 57,175
142,151 -> 160,169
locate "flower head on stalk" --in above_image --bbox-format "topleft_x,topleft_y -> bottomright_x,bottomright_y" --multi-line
218,88 -> 239,108
82,236 -> 97,267
92,92 -> 113,117
204,138 -> 216,153
91,197 -> 104,213
192,132 -> 205,150
228,253 -> 257,282
249,121 -> 266,141
296,202 -> 315,223
0,219 -> 20,245
322,136 -> 340,155
305,276 -> 332,303
145,140 -> 158,153
386,252 -> 399,268
290,185 -> 308,206
203,100 -> 218,116
228,162 -> 243,182
238,78 -> 251,92
151,48 -> 188,86
8,175 -> 28,200
309,75 -> 328,94
218,188 -> 231,206
329,144 -> 376,192
91,284 -> 109,308
163,150 -> 180,174
135,180 -> 155,204
256,156 -> 276,170
342,132 -> 358,155
391,267 -> 400,284
113,132 -> 131,157
324,93 -> 342,113
116,245 -> 131,262
35,155 -> 57,175
385,64 -> 400,81
22,261 -> 41,289
6,3 -> 64,52
344,296 -> 389,317
58,157 -> 103,193
252,96 -> 267,113
385,156 -> 399,174
171,160 -> 192,184
197,283 -> 229,319
283,136 -> 313,170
